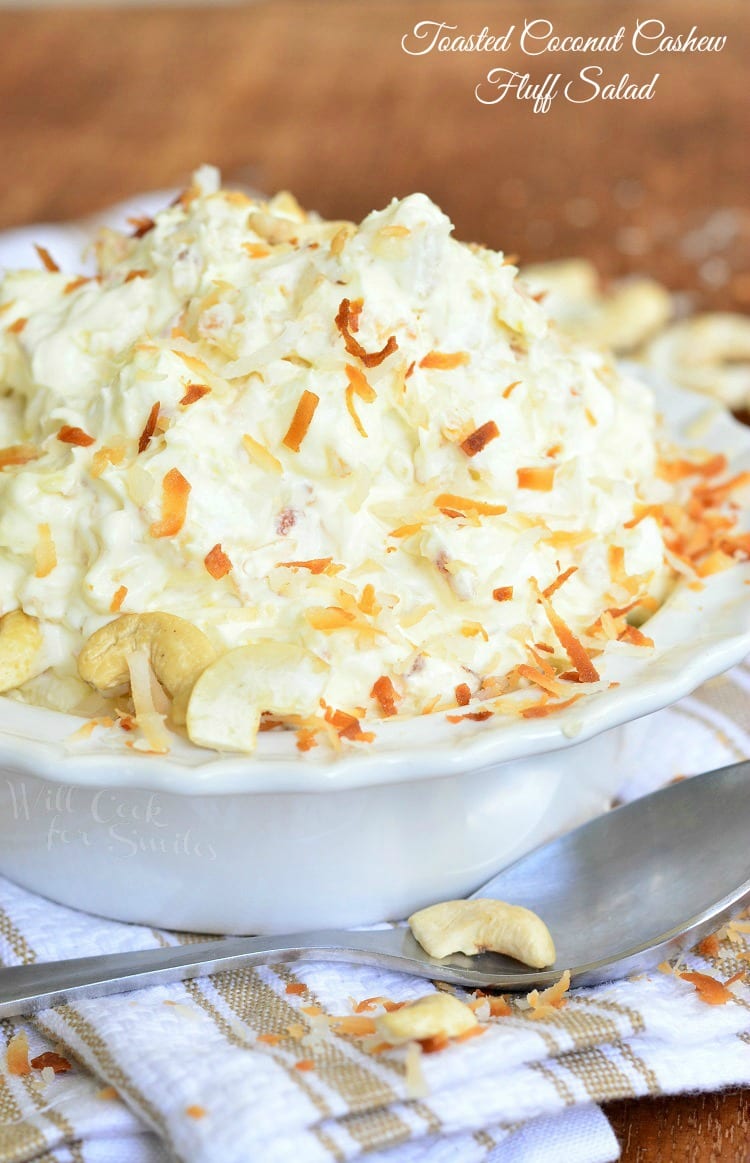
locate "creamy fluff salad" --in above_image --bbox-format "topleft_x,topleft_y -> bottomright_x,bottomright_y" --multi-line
0,166 -> 744,754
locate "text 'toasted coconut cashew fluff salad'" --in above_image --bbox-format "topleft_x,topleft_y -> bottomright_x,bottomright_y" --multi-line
0,166 -> 748,754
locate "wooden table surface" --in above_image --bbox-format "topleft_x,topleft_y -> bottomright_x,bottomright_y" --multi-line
0,1 -> 748,1157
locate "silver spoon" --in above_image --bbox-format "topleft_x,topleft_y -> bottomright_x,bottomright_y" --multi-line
1,758 -> 749,1017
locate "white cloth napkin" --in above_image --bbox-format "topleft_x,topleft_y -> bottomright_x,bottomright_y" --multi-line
1,662 -> 749,1163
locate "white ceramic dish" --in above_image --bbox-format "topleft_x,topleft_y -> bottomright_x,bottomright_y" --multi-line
1,206 -> 749,932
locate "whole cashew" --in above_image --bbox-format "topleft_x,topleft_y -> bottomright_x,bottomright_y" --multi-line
0,611 -> 43,693
408,899 -> 556,969
186,641 -> 327,753
642,313 -> 750,410
521,260 -> 672,354
376,992 -> 477,1044
77,613 -> 216,725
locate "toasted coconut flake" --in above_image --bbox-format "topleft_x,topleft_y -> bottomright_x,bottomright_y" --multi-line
204,544 -> 233,579
180,383 -> 211,406
6,1031 -> 31,1075
389,523 -> 423,539
330,1015 -> 377,1036
257,1032 -> 281,1045
110,585 -> 128,613
521,694 -> 582,719
435,494 -> 507,517
358,584 -> 380,616
279,558 -> 334,575
455,683 -> 471,707
150,468 -> 191,539
420,350 -> 470,370
517,466 -> 556,491
34,244 -> 59,272
618,625 -> 654,648
345,385 -> 368,437
186,1104 -> 207,1119
30,1051 -> 71,1074
58,425 -> 95,448
658,453 -> 727,482
294,1060 -> 315,1072
64,275 -> 91,295
322,703 -> 376,743
516,664 -> 565,699
283,389 -> 319,452
461,622 -> 488,641
526,969 -> 571,1019
493,586 -> 513,602
173,350 -> 212,378
680,970 -> 733,1006
90,443 -> 126,478
243,242 -> 271,259
286,982 -> 307,996
446,709 -> 492,723
127,215 -> 155,238
535,582 -> 599,683
460,420 -> 500,458
696,550 -> 735,578
697,933 -> 721,959
243,433 -> 283,475
124,269 -> 149,284
503,380 -> 522,398
0,444 -> 41,469
34,523 -> 57,578
345,363 -> 376,402
371,675 -> 399,716
542,566 -> 578,599
335,298 -> 398,367
138,403 -> 160,454
7,317 -> 27,334
307,606 -> 357,631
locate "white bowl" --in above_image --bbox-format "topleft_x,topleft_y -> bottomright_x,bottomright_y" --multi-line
0,372 -> 748,932
2,210 -> 750,931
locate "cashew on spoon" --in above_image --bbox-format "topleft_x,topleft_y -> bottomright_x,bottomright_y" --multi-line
408,899 -> 556,969
77,613 -> 216,725
0,611 -> 43,693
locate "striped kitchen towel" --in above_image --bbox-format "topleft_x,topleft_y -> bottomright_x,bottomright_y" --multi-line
1,661 -> 749,1163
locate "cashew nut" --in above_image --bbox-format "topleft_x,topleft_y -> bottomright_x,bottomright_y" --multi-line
77,613 -> 216,725
186,641 -> 328,752
642,313 -> 750,410
376,992 -> 477,1044
408,899 -> 556,969
0,611 -> 43,693
521,260 -> 672,354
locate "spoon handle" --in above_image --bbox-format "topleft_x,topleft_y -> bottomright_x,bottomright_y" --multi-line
0,927 -> 452,1018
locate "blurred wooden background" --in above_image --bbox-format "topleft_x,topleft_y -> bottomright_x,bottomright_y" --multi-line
0,1 -> 748,1157
0,0 -> 748,311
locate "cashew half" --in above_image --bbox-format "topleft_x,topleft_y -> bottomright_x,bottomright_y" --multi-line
642,313 -> 750,410
377,992 -> 477,1044
521,260 -> 672,354
0,611 -> 43,693
408,899 -> 556,969
77,613 -> 216,725
186,641 -> 328,753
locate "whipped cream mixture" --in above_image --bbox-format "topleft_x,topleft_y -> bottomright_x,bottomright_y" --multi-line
0,167 -> 695,737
